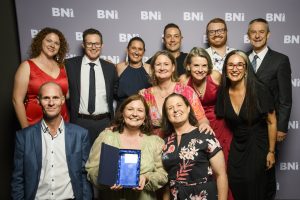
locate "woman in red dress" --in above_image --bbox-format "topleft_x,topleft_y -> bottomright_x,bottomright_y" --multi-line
180,47 -> 234,200
13,27 -> 69,128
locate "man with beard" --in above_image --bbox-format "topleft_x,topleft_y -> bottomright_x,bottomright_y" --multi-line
247,18 -> 292,200
147,23 -> 187,76
206,18 -> 234,73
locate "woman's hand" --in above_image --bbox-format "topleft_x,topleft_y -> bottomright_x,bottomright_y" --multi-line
133,175 -> 147,191
266,152 -> 275,170
198,123 -> 215,135
110,184 -> 123,190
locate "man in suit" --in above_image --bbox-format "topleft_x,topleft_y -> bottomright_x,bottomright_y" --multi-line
205,18 -> 234,73
146,23 -> 187,76
247,18 -> 292,200
66,28 -> 118,143
11,82 -> 93,200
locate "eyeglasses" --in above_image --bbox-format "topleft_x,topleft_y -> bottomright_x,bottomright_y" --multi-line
227,62 -> 245,70
85,42 -> 102,48
207,28 -> 226,36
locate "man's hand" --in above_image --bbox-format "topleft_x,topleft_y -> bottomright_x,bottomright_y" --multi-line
276,131 -> 287,142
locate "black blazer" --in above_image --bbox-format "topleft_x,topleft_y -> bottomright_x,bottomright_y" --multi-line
248,48 -> 292,132
65,56 -> 118,122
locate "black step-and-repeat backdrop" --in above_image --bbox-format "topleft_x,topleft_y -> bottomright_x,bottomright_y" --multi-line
15,0 -> 300,199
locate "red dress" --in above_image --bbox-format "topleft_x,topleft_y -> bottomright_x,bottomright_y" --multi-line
188,75 -> 234,200
25,60 -> 69,125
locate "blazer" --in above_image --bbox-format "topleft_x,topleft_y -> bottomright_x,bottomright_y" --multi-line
248,48 -> 292,133
11,122 -> 93,200
65,56 -> 118,122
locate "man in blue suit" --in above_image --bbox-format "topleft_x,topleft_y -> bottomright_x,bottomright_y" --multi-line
11,82 -> 93,200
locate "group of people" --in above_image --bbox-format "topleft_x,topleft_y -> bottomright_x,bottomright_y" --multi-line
11,17 -> 292,200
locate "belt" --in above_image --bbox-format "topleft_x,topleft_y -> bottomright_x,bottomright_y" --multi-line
78,112 -> 110,120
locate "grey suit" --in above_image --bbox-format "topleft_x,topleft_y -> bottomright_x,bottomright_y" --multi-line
11,122 -> 93,200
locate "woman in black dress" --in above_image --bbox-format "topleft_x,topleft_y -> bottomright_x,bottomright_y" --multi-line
215,50 -> 276,200
161,93 -> 228,200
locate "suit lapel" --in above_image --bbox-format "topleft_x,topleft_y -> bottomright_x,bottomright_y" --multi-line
33,123 -> 42,170
75,57 -> 83,98
100,59 -> 111,100
64,123 -> 73,162
256,48 -> 272,76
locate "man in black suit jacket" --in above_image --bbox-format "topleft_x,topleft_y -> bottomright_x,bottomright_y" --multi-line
247,18 -> 292,200
65,28 -> 118,143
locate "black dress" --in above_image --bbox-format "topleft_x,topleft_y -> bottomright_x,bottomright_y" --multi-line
162,128 -> 221,200
117,65 -> 151,107
216,83 -> 274,200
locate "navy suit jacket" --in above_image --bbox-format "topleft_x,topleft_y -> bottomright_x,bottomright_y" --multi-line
248,48 -> 292,132
11,122 -> 93,200
65,56 -> 118,122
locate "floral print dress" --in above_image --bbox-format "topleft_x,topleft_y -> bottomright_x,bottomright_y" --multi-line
162,128 -> 222,200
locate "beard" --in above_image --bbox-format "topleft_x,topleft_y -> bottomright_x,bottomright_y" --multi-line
209,35 -> 227,48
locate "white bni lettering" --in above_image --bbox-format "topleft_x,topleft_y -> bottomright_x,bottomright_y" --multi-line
284,35 -> 300,44
291,78 -> 300,87
244,34 -> 250,43
225,12 -> 245,21
141,11 -> 161,21
276,182 -> 280,191
183,12 -> 203,21
280,162 -> 299,170
203,35 -> 208,44
30,29 -> 39,38
97,10 -> 119,19
100,56 -> 120,64
288,121 -> 299,129
66,53 -> 77,59
119,33 -> 140,43
75,32 -> 83,41
52,8 -> 74,17
266,13 -> 285,22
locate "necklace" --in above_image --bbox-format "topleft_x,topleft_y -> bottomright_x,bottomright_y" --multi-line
192,78 -> 206,98
156,82 -> 174,99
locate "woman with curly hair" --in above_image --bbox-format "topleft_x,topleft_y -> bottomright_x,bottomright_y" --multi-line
13,27 -> 70,128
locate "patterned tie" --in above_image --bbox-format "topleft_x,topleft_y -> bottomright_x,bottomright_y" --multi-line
252,55 -> 259,72
88,63 -> 96,114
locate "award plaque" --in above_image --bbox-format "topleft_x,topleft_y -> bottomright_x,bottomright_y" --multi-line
98,143 -> 141,188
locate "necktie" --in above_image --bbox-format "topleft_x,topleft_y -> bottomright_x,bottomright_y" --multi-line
88,63 -> 96,114
252,55 -> 259,72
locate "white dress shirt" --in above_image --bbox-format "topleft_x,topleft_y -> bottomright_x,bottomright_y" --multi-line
35,119 -> 74,200
249,46 -> 269,73
79,55 -> 109,115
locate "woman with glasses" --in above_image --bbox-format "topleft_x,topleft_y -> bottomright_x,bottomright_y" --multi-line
116,37 -> 151,108
12,27 -> 69,128
215,50 -> 276,200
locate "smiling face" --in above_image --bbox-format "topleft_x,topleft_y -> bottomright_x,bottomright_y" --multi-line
123,100 -> 146,129
226,54 -> 247,84
127,40 -> 145,65
248,21 -> 270,53
41,33 -> 60,58
165,95 -> 190,127
83,34 -> 102,61
154,54 -> 175,82
188,56 -> 209,82
207,22 -> 227,48
163,27 -> 182,53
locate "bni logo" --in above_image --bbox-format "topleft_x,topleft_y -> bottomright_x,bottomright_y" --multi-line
284,35 -> 300,44
288,120 -> 299,130
75,32 -> 83,41
119,33 -> 140,43
266,13 -> 286,22
244,34 -> 250,44
202,35 -> 208,43
141,11 -> 161,21
52,8 -> 74,18
183,12 -> 204,21
292,78 -> 300,87
100,55 -> 120,64
225,13 -> 245,21
280,162 -> 299,171
31,29 -> 39,38
97,10 -> 119,19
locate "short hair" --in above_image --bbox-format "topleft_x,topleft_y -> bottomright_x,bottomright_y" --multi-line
149,50 -> 178,85
112,94 -> 153,135
163,23 -> 182,37
184,47 -> 213,76
38,81 -> 63,99
127,36 -> 145,51
161,93 -> 199,136
30,27 -> 69,66
206,18 -> 227,35
82,28 -> 103,44
248,18 -> 270,33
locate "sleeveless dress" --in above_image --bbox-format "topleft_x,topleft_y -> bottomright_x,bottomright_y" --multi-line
25,60 -> 69,125
188,75 -> 234,200
215,82 -> 275,200
162,128 -> 221,200
117,65 -> 151,107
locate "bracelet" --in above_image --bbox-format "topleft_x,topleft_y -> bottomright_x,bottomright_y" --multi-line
269,150 -> 275,154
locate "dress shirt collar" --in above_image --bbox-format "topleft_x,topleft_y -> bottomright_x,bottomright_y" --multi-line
82,55 -> 101,67
41,117 -> 65,138
250,46 -> 268,61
